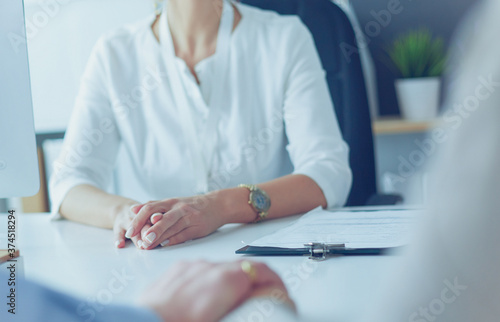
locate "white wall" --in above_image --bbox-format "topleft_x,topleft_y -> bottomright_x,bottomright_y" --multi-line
25,0 -> 152,132
374,133 -> 429,204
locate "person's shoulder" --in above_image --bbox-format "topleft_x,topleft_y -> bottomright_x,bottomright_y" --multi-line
93,15 -> 156,57
238,3 -> 308,33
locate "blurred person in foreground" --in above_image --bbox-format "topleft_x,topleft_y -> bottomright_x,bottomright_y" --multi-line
0,260 -> 295,321
366,0 -> 500,320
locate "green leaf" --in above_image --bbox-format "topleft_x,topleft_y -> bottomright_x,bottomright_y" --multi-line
385,28 -> 447,78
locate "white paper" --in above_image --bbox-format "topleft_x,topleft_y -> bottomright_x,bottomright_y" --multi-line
250,207 -> 422,249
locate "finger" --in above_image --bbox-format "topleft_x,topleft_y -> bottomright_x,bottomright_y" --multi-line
130,234 -> 144,249
198,261 -> 261,320
155,260 -> 215,295
140,224 -> 155,249
113,225 -> 126,249
234,260 -> 289,298
131,204 -> 144,215
165,226 -> 201,246
143,210 -> 188,249
143,219 -> 186,249
248,264 -> 296,312
225,261 -> 293,311
150,212 -> 164,225
245,261 -> 288,291
126,201 -> 171,238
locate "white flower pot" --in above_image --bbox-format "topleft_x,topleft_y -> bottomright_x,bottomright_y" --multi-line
395,77 -> 441,121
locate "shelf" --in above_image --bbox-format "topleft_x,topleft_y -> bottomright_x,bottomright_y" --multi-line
372,117 -> 437,135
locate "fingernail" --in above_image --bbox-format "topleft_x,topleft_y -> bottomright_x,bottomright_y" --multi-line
130,204 -> 139,212
151,213 -> 163,222
114,240 -> 121,248
138,240 -> 143,248
125,227 -> 134,238
145,232 -> 156,244
160,239 -> 170,247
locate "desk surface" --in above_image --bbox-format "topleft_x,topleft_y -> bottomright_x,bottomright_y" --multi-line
2,210 -> 408,322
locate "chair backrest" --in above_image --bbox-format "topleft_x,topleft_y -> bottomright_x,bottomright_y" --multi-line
241,0 -> 377,206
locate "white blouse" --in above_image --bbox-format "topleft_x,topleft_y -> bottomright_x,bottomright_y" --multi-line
49,2 -> 352,217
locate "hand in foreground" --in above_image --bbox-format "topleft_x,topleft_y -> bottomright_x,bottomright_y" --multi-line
137,260 -> 295,322
125,192 -> 231,249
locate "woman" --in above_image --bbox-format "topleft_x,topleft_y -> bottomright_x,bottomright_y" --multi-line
49,0 -> 352,249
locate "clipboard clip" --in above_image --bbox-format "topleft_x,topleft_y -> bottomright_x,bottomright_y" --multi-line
304,243 -> 346,261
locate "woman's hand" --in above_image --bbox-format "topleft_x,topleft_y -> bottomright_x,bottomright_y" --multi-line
112,202 -> 146,249
137,260 -> 295,322
125,191 -> 235,249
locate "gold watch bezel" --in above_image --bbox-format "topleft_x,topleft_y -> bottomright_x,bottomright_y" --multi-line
239,184 -> 271,222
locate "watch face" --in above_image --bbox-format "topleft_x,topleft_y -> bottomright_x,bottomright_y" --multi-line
250,190 -> 271,212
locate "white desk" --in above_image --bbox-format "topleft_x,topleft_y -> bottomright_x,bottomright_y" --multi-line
2,211 -> 408,322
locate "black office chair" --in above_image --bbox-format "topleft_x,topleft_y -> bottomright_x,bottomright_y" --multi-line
241,0 -> 402,206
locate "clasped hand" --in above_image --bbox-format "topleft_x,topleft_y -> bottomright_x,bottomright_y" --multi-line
117,193 -> 227,249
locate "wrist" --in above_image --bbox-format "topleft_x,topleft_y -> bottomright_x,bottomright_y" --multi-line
212,188 -> 256,224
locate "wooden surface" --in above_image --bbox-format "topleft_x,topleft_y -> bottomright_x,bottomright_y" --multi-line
0,249 -> 20,264
373,117 -> 437,135
21,147 -> 49,213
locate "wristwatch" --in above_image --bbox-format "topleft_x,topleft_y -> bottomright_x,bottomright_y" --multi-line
238,184 -> 271,222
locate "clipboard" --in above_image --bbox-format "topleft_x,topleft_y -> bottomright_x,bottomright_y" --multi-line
236,243 -> 401,261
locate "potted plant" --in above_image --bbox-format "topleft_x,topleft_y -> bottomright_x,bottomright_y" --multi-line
387,29 -> 447,121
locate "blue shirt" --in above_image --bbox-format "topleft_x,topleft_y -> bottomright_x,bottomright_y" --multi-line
0,272 -> 161,322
